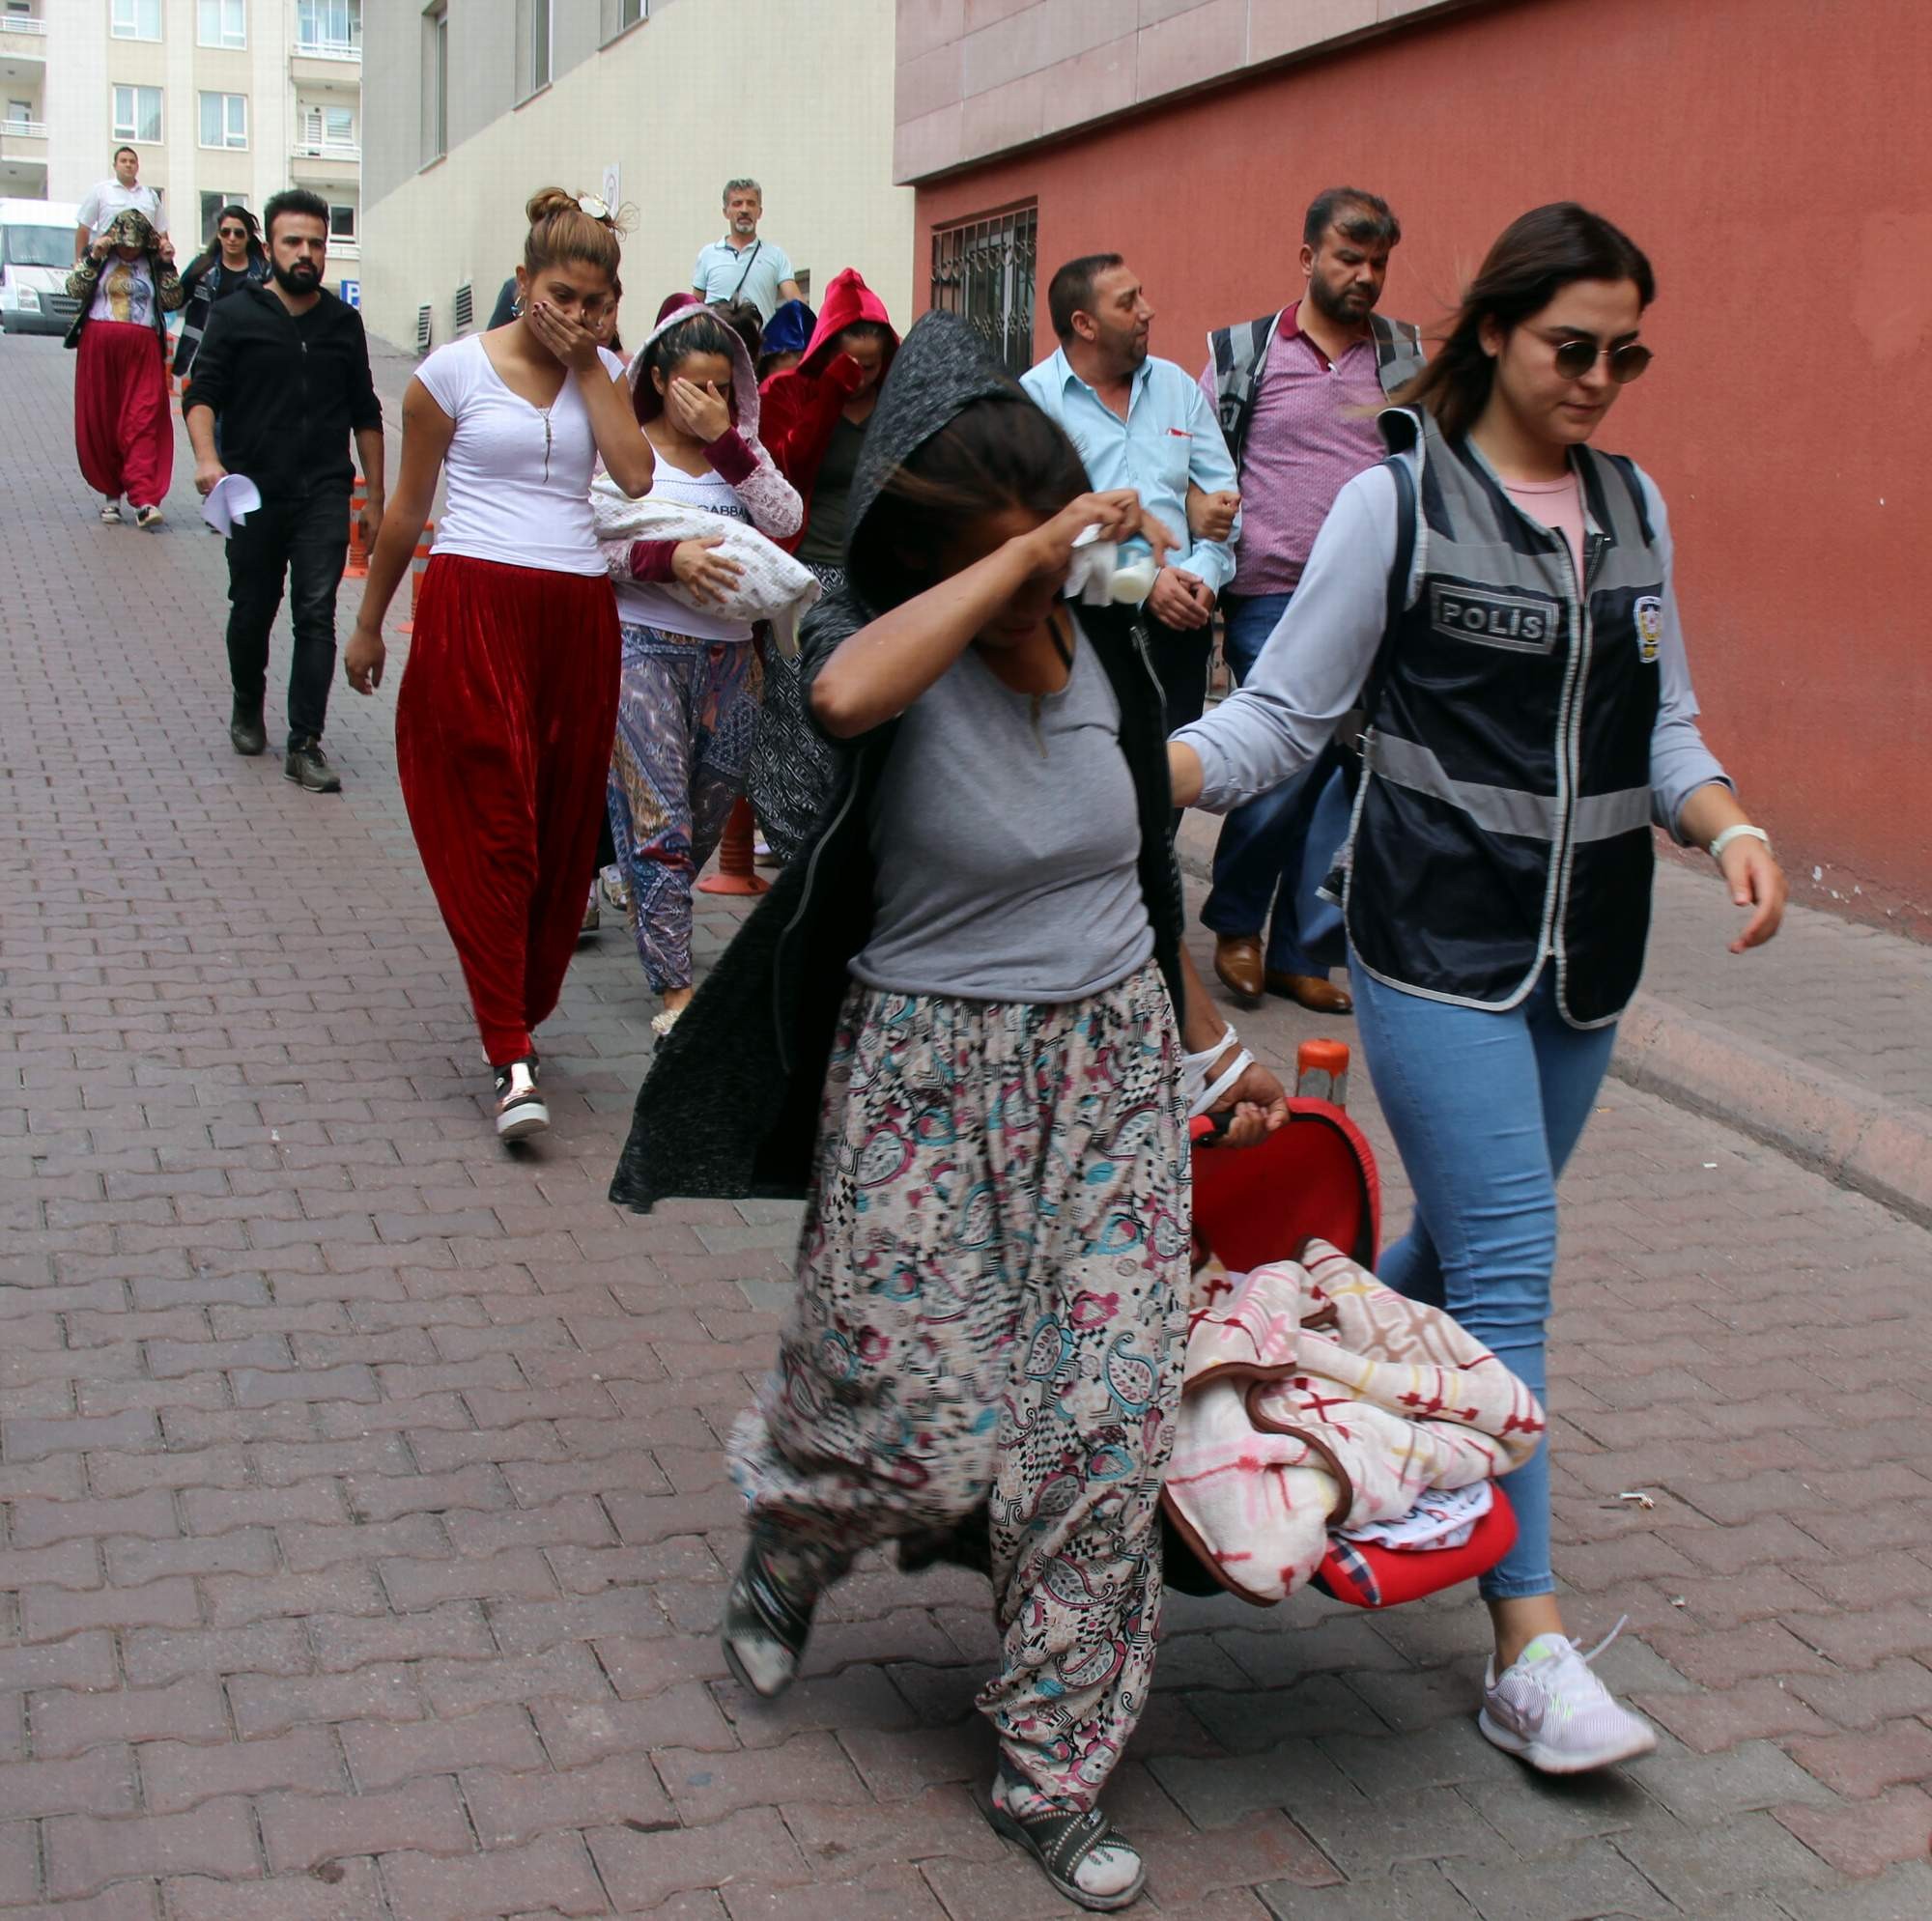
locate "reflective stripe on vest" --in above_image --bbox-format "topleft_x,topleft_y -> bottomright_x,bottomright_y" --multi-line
1366,733 -> 1652,845
1345,413 -> 1665,1028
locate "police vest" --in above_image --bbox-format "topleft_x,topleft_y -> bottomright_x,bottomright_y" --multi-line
1345,413 -> 1667,1029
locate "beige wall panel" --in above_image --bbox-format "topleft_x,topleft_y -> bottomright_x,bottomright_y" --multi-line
362,0 -> 913,355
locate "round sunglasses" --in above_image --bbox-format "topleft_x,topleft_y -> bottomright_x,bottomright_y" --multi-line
1532,328 -> 1653,384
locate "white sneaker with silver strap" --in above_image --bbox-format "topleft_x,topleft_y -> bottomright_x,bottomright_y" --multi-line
1479,1619 -> 1658,1774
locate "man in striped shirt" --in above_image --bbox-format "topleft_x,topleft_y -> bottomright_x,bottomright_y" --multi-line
1197,187 -> 1420,1015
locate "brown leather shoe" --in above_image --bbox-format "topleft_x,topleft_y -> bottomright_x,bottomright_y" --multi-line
1265,970 -> 1354,1015
1213,934 -> 1265,1001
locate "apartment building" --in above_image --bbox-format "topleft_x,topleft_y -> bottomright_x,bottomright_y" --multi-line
5,0 -> 367,303
360,0 -> 912,362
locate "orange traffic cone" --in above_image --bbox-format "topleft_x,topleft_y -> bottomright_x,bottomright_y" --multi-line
696,798 -> 769,896
345,478 -> 369,578
395,524 -> 434,635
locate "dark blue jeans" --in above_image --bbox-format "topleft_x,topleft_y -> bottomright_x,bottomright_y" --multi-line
224,485 -> 350,747
1200,592 -> 1342,977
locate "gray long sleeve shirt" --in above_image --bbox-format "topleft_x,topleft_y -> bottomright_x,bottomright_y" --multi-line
1173,460 -> 1729,841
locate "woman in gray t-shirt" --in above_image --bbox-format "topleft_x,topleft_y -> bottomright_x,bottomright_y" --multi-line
715,339 -> 1220,1913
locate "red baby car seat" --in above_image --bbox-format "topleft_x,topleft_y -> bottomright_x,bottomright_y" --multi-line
1169,1101 -> 1516,1608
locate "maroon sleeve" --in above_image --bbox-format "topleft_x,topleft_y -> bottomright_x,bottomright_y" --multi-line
627,539 -> 680,582
703,427 -> 758,487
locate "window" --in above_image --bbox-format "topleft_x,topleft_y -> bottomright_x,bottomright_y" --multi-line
199,189 -> 247,243
516,0 -> 552,99
601,0 -> 646,43
929,205 -> 1038,379
328,202 -> 355,241
299,103 -> 355,149
6,99 -> 29,127
422,6 -> 448,163
198,0 -> 244,49
199,92 -> 247,149
111,85 -> 163,144
300,103 -> 355,148
297,0 -> 360,56
111,0 -> 161,41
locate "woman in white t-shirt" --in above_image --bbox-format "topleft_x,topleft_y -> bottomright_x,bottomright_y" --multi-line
593,299 -> 802,1040
343,188 -> 653,1144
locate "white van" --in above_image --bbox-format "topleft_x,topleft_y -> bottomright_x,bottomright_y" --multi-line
1,199 -> 81,337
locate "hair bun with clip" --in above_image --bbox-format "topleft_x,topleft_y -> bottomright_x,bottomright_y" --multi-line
576,194 -> 611,222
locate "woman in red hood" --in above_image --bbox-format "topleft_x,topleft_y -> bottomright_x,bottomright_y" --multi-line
748,268 -> 898,862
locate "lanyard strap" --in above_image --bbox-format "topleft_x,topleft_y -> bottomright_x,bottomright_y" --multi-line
727,239 -> 763,303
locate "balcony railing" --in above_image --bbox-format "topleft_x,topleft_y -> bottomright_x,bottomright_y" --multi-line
2,121 -> 49,139
0,16 -> 48,38
294,38 -> 360,61
291,140 -> 361,162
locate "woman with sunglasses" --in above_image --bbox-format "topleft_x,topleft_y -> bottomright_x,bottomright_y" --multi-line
1170,203 -> 1787,1776
174,205 -> 268,385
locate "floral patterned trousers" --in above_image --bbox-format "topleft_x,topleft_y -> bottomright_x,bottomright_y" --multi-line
606,625 -> 760,993
729,961 -> 1190,1806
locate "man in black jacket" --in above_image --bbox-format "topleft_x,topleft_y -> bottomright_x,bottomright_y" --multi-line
185,188 -> 384,792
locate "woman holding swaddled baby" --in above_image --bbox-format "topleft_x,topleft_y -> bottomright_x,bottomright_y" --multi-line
592,298 -> 803,1043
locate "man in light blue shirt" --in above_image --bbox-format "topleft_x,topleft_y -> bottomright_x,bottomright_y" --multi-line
1021,254 -> 1238,740
691,179 -> 803,323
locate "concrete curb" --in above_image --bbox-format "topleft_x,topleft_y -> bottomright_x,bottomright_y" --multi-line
1174,825 -> 1932,1229
1608,999 -> 1932,1229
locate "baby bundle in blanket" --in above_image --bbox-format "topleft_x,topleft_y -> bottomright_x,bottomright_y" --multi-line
1164,1238 -> 1545,1606
588,475 -> 822,653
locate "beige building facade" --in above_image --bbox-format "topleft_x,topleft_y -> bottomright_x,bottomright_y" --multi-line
6,0 -> 366,296
359,0 -> 913,358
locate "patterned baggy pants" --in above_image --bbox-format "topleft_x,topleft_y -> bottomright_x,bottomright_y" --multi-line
606,625 -> 760,993
729,962 -> 1191,1807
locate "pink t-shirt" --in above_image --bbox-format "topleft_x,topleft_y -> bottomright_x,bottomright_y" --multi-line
1200,309 -> 1386,597
1504,472 -> 1586,586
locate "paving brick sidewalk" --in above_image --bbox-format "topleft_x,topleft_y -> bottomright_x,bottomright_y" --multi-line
2,332 -> 1929,1919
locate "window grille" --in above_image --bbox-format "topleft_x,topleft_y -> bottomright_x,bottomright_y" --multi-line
929,204 -> 1037,379
453,282 -> 473,333
416,304 -> 433,353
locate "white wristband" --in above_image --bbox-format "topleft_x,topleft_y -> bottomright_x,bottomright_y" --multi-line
1709,824 -> 1770,862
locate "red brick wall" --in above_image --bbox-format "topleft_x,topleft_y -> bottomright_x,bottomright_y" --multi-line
910,0 -> 1932,933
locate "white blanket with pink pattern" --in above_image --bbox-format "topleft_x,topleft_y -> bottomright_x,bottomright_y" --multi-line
1163,1239 -> 1545,1606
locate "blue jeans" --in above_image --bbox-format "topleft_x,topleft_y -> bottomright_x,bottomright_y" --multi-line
1349,960 -> 1619,1600
1200,593 -> 1341,977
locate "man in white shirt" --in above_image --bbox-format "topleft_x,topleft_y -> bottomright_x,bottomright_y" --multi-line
75,147 -> 164,262
691,180 -> 802,323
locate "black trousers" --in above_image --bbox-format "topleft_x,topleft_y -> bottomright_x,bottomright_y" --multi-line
225,486 -> 350,746
1144,610 -> 1215,836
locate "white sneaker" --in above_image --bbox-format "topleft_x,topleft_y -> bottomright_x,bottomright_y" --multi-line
135,504 -> 164,529
1479,1620 -> 1657,1774
99,498 -> 123,523
493,1059 -> 549,1142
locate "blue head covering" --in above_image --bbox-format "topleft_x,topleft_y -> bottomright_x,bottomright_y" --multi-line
760,298 -> 816,359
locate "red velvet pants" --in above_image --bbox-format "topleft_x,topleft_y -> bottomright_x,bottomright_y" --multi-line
74,320 -> 173,508
395,555 -> 620,1068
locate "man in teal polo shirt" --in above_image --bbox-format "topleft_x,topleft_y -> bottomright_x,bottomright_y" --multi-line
691,179 -> 803,323
1021,254 -> 1238,746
